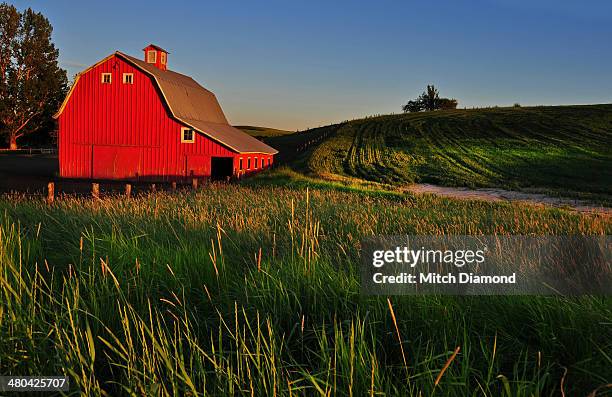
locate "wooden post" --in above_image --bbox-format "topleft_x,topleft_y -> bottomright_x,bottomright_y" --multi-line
171,181 -> 177,191
46,182 -> 54,204
92,183 -> 99,199
192,178 -> 198,190
151,183 -> 156,192
125,183 -> 132,198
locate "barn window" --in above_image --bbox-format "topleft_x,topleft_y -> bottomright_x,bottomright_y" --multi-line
122,73 -> 133,84
247,158 -> 251,169
181,127 -> 195,143
160,52 -> 166,64
101,73 -> 112,84
255,158 -> 259,169
239,158 -> 243,170
147,50 -> 157,64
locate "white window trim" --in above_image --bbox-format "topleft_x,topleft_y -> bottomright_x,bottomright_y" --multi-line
160,52 -> 166,64
147,50 -> 157,64
122,73 -> 134,84
101,73 -> 112,84
181,127 -> 195,143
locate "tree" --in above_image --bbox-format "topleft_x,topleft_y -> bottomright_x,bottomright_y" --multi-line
437,98 -> 458,110
402,85 -> 459,113
0,3 -> 67,149
402,99 -> 423,113
419,85 -> 439,111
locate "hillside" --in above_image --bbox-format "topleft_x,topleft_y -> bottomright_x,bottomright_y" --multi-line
282,105 -> 612,200
235,125 -> 293,138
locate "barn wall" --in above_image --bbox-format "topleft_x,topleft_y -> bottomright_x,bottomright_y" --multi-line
58,55 -> 272,180
234,153 -> 274,178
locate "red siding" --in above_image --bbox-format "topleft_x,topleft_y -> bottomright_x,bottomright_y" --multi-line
58,54 -> 272,180
92,146 -> 141,179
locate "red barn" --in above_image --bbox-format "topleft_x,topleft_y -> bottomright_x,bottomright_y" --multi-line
54,44 -> 277,180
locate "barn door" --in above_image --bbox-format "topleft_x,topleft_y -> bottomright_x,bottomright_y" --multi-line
210,157 -> 234,180
185,155 -> 210,177
92,146 -> 141,179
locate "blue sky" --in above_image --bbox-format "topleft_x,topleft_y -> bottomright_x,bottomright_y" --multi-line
12,0 -> 612,130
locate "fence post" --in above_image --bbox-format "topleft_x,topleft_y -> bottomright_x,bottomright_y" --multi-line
92,183 -> 99,199
46,182 -> 54,204
192,178 -> 198,190
151,183 -> 156,193
171,181 -> 177,191
125,183 -> 132,198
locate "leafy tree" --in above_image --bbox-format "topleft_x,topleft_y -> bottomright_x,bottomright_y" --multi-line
419,84 -> 439,111
402,99 -> 423,113
402,85 -> 458,113
0,3 -> 67,149
437,98 -> 458,110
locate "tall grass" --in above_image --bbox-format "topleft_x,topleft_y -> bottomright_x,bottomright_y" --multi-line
0,184 -> 610,395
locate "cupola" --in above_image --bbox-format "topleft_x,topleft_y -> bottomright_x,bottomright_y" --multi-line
143,44 -> 168,71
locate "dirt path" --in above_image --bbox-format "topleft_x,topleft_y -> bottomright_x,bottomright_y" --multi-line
405,183 -> 611,215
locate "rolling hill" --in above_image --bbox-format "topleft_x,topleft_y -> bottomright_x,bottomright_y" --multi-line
271,105 -> 612,201
235,125 -> 294,138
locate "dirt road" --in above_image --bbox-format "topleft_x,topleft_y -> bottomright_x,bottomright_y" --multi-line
406,183 -> 611,215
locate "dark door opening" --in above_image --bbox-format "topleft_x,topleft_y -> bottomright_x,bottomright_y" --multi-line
210,157 -> 234,180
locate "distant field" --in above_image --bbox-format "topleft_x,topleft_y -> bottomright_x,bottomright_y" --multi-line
235,125 -> 294,137
298,105 -> 612,201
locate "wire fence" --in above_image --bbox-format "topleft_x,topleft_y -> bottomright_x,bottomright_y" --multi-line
0,148 -> 57,155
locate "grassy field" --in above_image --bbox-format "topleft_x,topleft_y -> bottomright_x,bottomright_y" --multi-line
1,105 -> 611,396
297,105 -> 612,202
1,182 -> 611,396
235,125 -> 294,138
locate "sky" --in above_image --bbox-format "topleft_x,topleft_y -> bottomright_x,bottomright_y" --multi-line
11,0 -> 612,130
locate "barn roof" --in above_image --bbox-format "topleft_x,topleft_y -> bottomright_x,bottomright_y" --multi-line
143,44 -> 169,53
55,52 -> 278,155
117,52 -> 230,125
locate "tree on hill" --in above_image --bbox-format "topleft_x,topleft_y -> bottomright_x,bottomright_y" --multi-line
0,3 -> 67,149
420,84 -> 439,111
402,99 -> 423,113
402,85 -> 458,112
437,97 -> 458,110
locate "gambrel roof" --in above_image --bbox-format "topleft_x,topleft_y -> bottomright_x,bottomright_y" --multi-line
55,51 -> 278,155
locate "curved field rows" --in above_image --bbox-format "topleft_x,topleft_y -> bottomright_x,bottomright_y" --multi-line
304,105 -> 612,199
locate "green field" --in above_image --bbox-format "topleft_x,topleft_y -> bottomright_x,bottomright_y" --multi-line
291,105 -> 612,202
235,125 -> 294,138
1,104 -> 611,396
1,184 -> 610,396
